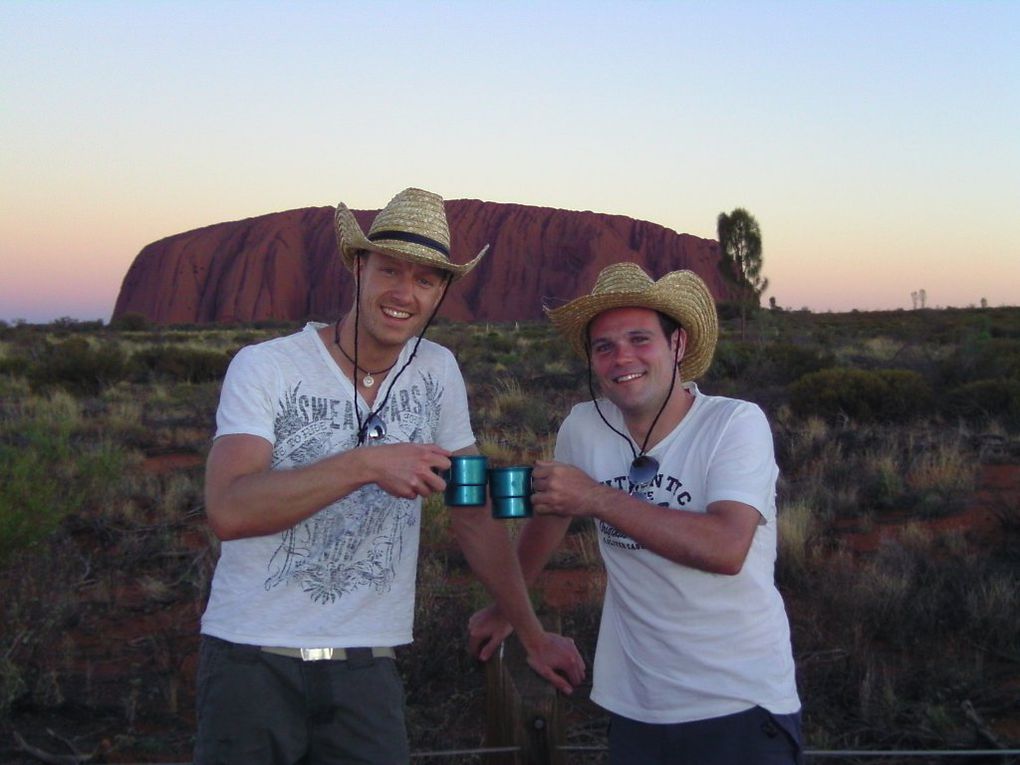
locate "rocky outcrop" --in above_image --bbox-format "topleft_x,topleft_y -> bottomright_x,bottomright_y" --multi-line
113,199 -> 728,324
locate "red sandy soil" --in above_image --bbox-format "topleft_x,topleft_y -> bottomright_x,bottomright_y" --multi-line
837,464 -> 1018,554
141,452 -> 205,474
4,457 -> 1018,764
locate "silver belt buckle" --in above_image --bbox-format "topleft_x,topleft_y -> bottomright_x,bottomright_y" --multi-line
300,647 -> 334,661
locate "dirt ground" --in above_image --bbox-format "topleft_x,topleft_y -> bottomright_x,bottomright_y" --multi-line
2,458 -> 1018,764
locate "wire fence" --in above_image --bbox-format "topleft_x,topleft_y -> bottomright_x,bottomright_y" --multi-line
84,747 -> 1020,764
406,744 -> 1020,761
17,628 -> 1015,765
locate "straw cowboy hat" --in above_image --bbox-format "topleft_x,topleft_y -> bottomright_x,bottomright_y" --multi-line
335,188 -> 488,281
546,262 -> 719,380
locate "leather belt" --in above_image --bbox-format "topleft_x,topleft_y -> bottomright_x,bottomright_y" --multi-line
260,646 -> 396,662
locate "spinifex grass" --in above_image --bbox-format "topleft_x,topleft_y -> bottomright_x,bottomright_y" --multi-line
0,312 -> 1017,758
0,392 -> 127,563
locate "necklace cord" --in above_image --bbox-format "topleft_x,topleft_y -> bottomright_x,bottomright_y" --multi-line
333,327 -> 395,377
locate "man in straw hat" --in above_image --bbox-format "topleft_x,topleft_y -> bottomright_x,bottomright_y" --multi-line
197,188 -> 585,764
469,262 -> 802,764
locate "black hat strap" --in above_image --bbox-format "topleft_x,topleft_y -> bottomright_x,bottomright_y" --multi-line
585,336 -> 682,462
368,229 -> 450,258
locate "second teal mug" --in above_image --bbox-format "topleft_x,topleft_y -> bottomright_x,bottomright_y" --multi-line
488,466 -> 534,519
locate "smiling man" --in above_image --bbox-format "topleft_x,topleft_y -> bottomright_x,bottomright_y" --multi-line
469,262 -> 802,765
196,188 -> 584,765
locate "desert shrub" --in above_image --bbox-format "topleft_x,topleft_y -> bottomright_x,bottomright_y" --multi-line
0,355 -> 29,378
0,394 -> 126,564
943,378 -> 1020,430
762,342 -> 834,385
904,439 -> 978,516
788,533 -> 1020,747
403,555 -> 487,752
130,346 -> 231,383
715,300 -> 743,322
963,569 -> 1020,653
776,499 -> 822,580
859,450 -> 906,510
484,376 -> 553,434
110,312 -> 150,331
940,336 -> 1020,386
711,341 -> 834,387
707,340 -> 757,381
779,421 -> 977,522
788,367 -> 932,423
47,317 -> 105,333
484,331 -> 514,354
27,336 -> 129,395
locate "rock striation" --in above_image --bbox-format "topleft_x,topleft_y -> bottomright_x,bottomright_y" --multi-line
113,199 -> 729,324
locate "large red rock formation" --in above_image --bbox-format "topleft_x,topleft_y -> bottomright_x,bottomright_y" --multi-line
113,199 -> 729,324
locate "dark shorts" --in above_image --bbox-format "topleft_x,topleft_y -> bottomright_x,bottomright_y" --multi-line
609,705 -> 803,765
194,635 -> 409,765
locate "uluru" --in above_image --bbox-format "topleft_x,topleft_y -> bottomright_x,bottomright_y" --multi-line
112,199 -> 731,325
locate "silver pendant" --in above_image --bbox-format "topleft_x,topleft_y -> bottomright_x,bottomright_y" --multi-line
363,374 -> 375,388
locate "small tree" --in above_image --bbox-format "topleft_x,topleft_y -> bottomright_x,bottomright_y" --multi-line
717,208 -> 767,339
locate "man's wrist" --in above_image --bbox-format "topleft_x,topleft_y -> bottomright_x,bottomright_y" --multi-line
513,616 -> 547,653
588,483 -> 618,523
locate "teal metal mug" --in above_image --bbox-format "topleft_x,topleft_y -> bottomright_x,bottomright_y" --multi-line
444,455 -> 488,507
488,466 -> 533,519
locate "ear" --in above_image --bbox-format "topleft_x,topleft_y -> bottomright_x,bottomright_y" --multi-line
356,251 -> 370,276
671,328 -> 688,360
432,275 -> 452,309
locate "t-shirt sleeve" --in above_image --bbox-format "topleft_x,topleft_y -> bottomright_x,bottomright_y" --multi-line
435,350 -> 476,452
214,345 -> 278,445
553,406 -> 580,465
704,403 -> 779,522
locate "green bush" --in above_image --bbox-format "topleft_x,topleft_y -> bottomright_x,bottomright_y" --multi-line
762,343 -> 835,385
707,341 -> 833,389
129,346 -> 231,383
110,312 -> 150,331
788,367 -> 933,423
0,357 -> 29,378
707,341 -> 757,380
0,399 -> 125,564
940,336 -> 1020,386
28,337 -> 128,395
944,378 -> 1020,428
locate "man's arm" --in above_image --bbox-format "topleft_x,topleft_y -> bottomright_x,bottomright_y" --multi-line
448,446 -> 585,694
532,460 -> 760,575
205,434 -> 451,540
466,513 -> 571,660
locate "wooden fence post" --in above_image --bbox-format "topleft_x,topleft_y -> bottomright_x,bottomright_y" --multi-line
484,617 -> 565,765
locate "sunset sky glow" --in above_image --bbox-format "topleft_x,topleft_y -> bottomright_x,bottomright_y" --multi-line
2,0 -> 1018,323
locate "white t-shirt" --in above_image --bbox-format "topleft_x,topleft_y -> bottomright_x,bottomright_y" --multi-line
556,383 -> 800,723
200,323 -> 475,648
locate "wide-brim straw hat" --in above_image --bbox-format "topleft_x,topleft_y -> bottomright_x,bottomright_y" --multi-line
546,262 -> 719,380
335,187 -> 488,281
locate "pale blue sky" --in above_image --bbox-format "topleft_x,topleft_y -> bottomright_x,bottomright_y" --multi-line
2,0 -> 1018,322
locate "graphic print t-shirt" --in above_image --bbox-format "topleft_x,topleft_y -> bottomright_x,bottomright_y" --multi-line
200,323 -> 475,648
